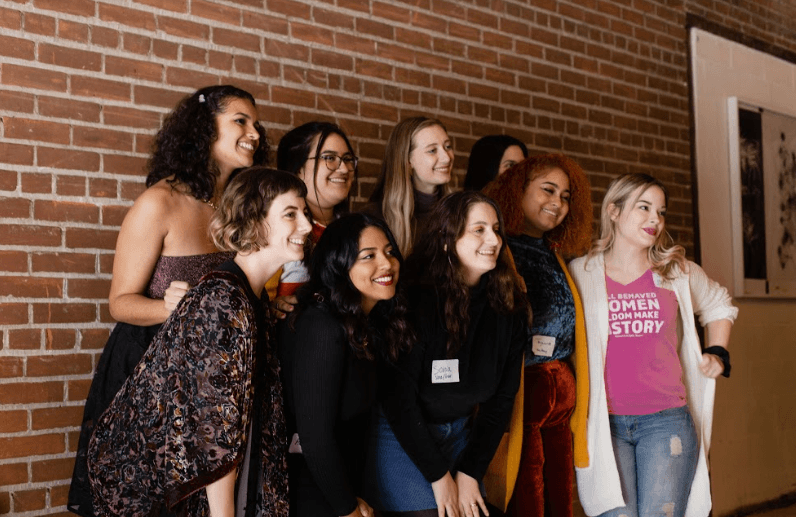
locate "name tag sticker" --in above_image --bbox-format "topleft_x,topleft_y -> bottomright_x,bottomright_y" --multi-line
288,433 -> 303,454
431,359 -> 460,384
532,335 -> 556,357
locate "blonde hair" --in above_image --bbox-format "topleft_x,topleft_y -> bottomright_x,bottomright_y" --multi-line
210,167 -> 307,254
369,117 -> 453,255
589,173 -> 687,278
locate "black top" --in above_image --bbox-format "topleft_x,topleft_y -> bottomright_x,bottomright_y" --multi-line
380,281 -> 525,483
279,305 -> 378,516
508,234 -> 575,365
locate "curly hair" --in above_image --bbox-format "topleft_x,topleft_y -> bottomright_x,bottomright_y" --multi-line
369,117 -> 454,256
464,134 -> 528,191
291,213 -> 414,362
589,173 -> 687,279
483,153 -> 592,258
146,85 -> 269,202
406,191 -> 528,357
276,121 -> 356,220
209,167 -> 307,254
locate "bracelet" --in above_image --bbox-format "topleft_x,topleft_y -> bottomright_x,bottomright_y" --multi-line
703,346 -> 731,378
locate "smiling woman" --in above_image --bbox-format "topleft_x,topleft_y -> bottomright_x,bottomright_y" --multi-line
363,191 -> 529,517
278,213 -> 413,517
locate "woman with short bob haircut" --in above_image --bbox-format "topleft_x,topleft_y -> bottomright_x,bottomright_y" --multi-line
368,116 -> 454,256
280,213 -> 413,517
570,173 -> 737,517
365,191 -> 528,517
88,167 -> 312,517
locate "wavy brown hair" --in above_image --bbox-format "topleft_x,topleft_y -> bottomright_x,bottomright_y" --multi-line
405,191 -> 528,357
483,153 -> 592,258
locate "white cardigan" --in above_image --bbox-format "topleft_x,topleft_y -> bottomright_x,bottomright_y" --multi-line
568,254 -> 738,517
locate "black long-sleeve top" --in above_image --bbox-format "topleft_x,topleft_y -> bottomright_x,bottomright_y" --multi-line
379,281 -> 525,484
279,305 -> 377,516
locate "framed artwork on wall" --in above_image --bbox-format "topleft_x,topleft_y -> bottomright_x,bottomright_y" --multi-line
727,97 -> 796,298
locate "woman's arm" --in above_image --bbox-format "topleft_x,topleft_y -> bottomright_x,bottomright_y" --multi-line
205,469 -> 236,517
699,318 -> 732,378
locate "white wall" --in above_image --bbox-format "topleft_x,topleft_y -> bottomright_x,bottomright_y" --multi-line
691,28 -> 796,515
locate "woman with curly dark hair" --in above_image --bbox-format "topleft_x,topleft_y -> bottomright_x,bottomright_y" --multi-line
483,154 -> 593,517
69,85 -> 269,517
88,167 -> 312,516
279,213 -> 413,517
364,191 -> 528,517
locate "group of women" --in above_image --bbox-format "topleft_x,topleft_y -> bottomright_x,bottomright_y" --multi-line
69,84 -> 738,517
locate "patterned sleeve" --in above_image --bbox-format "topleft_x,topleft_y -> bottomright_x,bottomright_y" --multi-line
88,277 -> 257,516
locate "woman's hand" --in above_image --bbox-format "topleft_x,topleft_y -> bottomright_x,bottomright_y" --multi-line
455,471 -> 488,517
431,472 -> 460,517
271,294 -> 297,320
163,281 -> 190,313
699,353 -> 724,378
341,497 -> 373,517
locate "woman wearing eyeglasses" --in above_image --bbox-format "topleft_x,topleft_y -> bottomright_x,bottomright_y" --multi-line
272,122 -> 358,314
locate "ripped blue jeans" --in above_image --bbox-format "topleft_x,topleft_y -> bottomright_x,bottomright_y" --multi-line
599,405 -> 698,517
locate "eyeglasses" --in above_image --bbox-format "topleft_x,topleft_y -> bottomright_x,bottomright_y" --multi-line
309,154 -> 358,171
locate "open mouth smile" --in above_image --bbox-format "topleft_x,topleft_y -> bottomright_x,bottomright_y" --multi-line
373,274 -> 394,286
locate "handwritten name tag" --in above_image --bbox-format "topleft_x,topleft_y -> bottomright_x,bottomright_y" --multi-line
532,335 -> 556,357
431,359 -> 460,384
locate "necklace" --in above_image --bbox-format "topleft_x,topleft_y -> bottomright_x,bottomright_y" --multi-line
204,199 -> 218,210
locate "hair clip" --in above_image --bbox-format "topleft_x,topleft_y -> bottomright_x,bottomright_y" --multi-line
313,292 -> 324,303
198,94 -> 206,103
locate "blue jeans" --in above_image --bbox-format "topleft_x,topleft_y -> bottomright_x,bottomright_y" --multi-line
599,406 -> 698,517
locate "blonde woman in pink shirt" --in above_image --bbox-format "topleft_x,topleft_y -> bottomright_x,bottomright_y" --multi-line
569,173 -> 738,517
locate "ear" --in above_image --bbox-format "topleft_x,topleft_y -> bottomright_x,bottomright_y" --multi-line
607,203 -> 620,222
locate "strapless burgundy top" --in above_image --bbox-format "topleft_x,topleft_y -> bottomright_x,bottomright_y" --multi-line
145,252 -> 234,299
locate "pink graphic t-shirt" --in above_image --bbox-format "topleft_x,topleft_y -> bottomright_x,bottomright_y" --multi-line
604,269 -> 686,415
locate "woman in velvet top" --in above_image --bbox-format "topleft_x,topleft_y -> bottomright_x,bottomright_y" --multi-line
368,116 -> 454,256
88,167 -> 312,516
279,213 -> 413,517
366,191 -> 528,517
69,85 -> 269,517
483,154 -> 593,517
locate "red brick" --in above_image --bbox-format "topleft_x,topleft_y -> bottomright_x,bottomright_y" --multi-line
0,6 -> 22,29
318,94 -> 358,115
133,85 -> 185,109
101,205 -> 130,226
32,252 -> 95,274
335,33 -> 376,55
121,180 -> 147,200
58,19 -> 89,42
33,303 -> 96,324
65,228 -> 119,250
0,34 -> 35,59
0,169 -> 18,191
8,329 -> 39,349
183,44 -> 212,65
153,39 -> 179,59
156,16 -> 209,40
32,457 -> 76,483
192,0 -> 241,24
395,28 -> 430,49
214,28 -> 261,52
11,489 -> 46,513
416,51 -> 450,72
4,117 -> 70,144
0,224 -> 60,247
0,90 -> 35,113
356,59 -> 393,80
68,378 -> 92,401
0,358 -> 24,379
38,147 -> 99,172
0,196 -> 30,218
68,278 -> 111,299
24,12 -> 56,36
39,96 -> 101,122
45,328 -> 77,350
71,76 -> 131,101
123,32 -> 152,54
1,63 -> 67,92
0,276 -> 63,298
0,462 -> 28,486
89,178 -> 118,198
0,142 -> 31,167
312,49 -> 353,71
35,0 -> 94,16
39,43 -> 102,71
80,328 -> 111,350
0,250 -> 27,272
267,0 -> 310,18
56,175 -> 87,196
99,3 -> 156,30
32,406 -> 84,429
106,56 -> 164,82
373,1 -> 410,23
165,66 -> 219,88
92,25 -> 119,47
135,0 -> 188,11
243,11 -> 288,35
34,200 -> 99,224
73,126 -> 134,152
231,55 -> 255,74
51,483 -> 71,508
0,382 -> 63,405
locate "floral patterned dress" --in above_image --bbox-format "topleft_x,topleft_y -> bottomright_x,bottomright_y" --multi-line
87,261 -> 288,517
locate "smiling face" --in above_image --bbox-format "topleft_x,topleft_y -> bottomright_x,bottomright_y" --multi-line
409,125 -> 454,194
498,145 -> 526,175
299,132 -> 355,224
349,226 -> 400,315
455,202 -> 502,286
210,97 -> 261,177
261,190 -> 313,265
610,185 -> 666,252
522,167 -> 571,238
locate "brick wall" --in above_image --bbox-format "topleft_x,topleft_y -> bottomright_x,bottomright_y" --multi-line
0,0 -> 794,515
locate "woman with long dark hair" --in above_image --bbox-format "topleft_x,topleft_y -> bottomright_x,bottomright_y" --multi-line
463,134 -> 528,191
69,85 -> 269,517
365,191 -> 528,517
279,213 -> 413,517
88,167 -> 312,516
